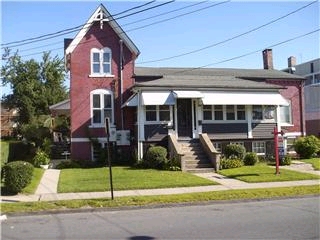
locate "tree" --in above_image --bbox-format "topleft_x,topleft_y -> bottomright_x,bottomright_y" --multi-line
1,51 -> 68,125
1,51 -> 68,147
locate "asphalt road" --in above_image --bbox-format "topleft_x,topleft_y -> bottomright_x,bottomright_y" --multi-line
2,196 -> 319,240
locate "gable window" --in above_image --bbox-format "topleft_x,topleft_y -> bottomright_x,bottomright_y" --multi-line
90,48 -> 112,76
145,105 -> 171,122
91,89 -> 113,125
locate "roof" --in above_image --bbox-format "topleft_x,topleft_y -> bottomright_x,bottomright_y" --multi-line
134,67 -> 305,80
133,67 -> 304,90
65,4 -> 140,56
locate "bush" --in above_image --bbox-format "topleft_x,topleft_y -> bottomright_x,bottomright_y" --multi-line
220,158 -> 243,169
33,149 -> 50,167
143,146 -> 168,169
243,152 -> 258,166
293,135 -> 320,159
56,160 -> 81,169
2,161 -> 34,193
224,144 -> 246,160
280,155 -> 292,166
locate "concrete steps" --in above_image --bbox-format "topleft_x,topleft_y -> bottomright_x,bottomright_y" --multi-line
180,140 -> 214,173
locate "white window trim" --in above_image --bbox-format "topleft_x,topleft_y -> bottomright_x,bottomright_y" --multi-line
202,105 -> 247,123
90,89 -> 114,128
252,141 -> 266,155
89,47 -> 114,77
144,105 -> 173,124
252,105 -> 276,123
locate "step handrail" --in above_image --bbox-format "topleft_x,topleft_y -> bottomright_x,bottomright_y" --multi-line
199,133 -> 221,172
168,134 -> 185,171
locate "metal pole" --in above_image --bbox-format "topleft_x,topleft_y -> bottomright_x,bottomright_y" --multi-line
106,137 -> 114,200
274,127 -> 280,175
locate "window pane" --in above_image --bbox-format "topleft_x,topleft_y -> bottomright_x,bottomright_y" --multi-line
160,111 -> 170,121
214,109 -> 223,120
203,111 -> 212,120
93,110 -> 101,123
103,52 -> 110,62
263,106 -> 275,120
93,94 -> 100,108
146,111 -> 156,121
93,64 -> 100,73
280,106 -> 290,123
103,64 -> 111,74
252,105 -> 262,120
226,105 -> 235,120
104,109 -> 112,120
237,105 -> 246,120
93,53 -> 100,62
146,105 -> 156,111
104,94 -> 111,108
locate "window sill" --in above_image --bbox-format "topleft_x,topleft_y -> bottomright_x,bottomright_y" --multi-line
279,123 -> 294,127
89,74 -> 115,78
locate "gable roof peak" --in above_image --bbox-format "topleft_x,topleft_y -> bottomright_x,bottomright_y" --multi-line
65,4 -> 139,56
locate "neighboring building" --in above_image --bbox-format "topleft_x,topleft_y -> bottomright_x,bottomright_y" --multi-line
283,57 -> 320,137
0,103 -> 18,138
51,4 -> 305,167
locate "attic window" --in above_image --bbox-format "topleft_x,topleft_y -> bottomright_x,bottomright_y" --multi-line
90,47 -> 112,76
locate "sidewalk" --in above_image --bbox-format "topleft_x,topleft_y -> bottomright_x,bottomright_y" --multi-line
1,161 -> 319,203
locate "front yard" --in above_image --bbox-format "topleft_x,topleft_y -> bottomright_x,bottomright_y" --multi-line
58,167 -> 217,193
218,162 -> 320,183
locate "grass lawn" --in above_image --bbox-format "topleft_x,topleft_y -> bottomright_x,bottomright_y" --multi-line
2,185 -> 319,214
218,163 -> 320,183
302,158 -> 320,170
58,167 -> 217,193
22,168 -> 45,194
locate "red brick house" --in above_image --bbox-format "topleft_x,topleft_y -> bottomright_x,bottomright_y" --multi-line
52,4 -> 305,169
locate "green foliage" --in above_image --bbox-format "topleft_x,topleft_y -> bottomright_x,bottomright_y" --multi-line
7,141 -> 36,162
165,156 -> 181,171
220,158 -> 243,169
56,160 -> 81,169
243,152 -> 258,166
224,144 -> 246,160
280,155 -> 292,166
293,135 -> 320,159
143,146 -> 168,169
1,51 -> 68,127
33,149 -> 50,167
42,137 -> 52,156
2,161 -> 34,193
1,141 -> 9,167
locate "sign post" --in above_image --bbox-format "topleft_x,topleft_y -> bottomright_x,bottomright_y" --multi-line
272,127 -> 284,175
105,117 -> 114,200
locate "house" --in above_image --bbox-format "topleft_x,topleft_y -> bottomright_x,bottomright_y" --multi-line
1,103 -> 18,138
51,4 -> 305,169
283,57 -> 320,137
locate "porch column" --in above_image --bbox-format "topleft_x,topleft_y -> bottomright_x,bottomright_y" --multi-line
247,105 -> 253,138
137,91 -> 145,160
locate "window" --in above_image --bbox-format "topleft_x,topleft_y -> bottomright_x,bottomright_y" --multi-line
159,105 -> 170,121
226,105 -> 235,120
252,141 -> 266,155
91,89 -> 113,125
252,105 -> 275,121
91,48 -> 112,75
203,105 -> 212,120
214,105 -> 223,120
145,106 -> 157,121
145,105 -> 171,122
213,142 -> 222,152
280,105 -> 292,124
237,105 -> 246,120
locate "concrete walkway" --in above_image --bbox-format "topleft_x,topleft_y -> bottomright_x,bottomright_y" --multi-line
1,161 -> 319,203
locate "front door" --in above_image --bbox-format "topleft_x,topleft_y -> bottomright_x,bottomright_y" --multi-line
177,99 -> 192,138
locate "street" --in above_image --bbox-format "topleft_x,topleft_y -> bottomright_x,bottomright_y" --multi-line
2,196 -> 319,239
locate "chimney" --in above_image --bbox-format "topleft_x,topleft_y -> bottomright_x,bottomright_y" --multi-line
262,49 -> 273,70
288,56 -> 296,68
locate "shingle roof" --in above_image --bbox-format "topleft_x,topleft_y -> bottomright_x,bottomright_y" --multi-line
133,67 -> 304,90
134,67 -> 305,80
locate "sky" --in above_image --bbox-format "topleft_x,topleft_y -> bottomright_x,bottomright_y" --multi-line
1,0 -> 319,95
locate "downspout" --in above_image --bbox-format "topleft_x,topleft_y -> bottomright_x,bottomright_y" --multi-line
299,80 -> 305,136
119,39 -> 124,130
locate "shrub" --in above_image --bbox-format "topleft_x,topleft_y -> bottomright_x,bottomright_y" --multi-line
143,146 -> 168,169
280,155 -> 292,166
293,135 -> 320,159
243,152 -> 258,166
224,144 -> 246,160
33,149 -> 50,167
2,161 -> 34,193
220,158 -> 243,169
56,160 -> 81,169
